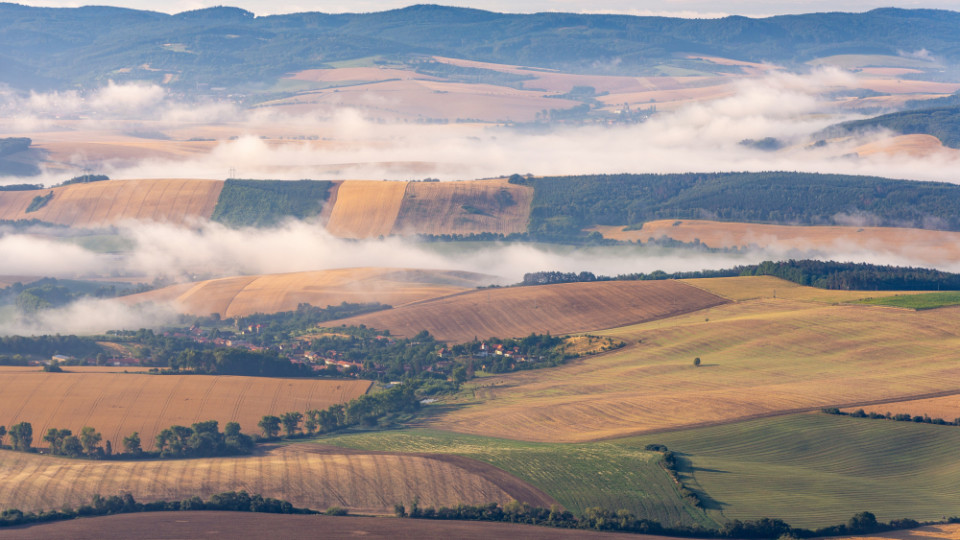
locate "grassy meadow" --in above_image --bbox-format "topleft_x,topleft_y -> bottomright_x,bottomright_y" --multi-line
855,291 -> 960,310
317,429 -> 715,528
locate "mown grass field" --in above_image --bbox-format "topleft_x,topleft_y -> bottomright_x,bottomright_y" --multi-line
0,371 -> 370,450
422,278 -> 960,442
0,444 -> 529,515
317,429 -> 714,527
621,413 -> 960,528
855,291 -> 960,310
121,267 -> 489,317
333,279 -> 728,342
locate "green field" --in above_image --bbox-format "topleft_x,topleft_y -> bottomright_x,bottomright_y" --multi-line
622,413 -> 960,528
856,291 -> 960,310
316,429 -> 715,528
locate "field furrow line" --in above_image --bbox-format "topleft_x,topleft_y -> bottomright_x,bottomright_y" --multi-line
229,377 -> 255,424
148,377 -> 186,449
107,376 -> 148,450
193,376 -> 220,424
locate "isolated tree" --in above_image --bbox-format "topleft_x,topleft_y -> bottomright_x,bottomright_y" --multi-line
8,422 -> 32,451
258,415 -> 281,439
79,426 -> 102,457
122,432 -> 142,455
693,357 -> 701,367
280,412 -> 303,438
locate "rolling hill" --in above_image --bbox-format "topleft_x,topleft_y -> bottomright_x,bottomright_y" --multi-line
121,268 -> 493,318
329,279 -> 729,342
423,276 -> 960,442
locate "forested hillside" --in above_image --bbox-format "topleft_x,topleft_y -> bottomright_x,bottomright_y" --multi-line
211,179 -> 332,227
823,107 -> 960,148
510,172 -> 960,236
0,4 -> 958,90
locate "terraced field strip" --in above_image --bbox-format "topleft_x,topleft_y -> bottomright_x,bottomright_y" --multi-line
0,444 -> 535,515
0,372 -> 370,450
0,179 -> 223,227
120,267 -> 490,317
620,414 -> 960,528
391,178 -> 533,236
591,220 -> 960,266
424,282 -> 960,442
333,279 -> 728,342
324,180 -> 409,238
0,511 -> 663,540
319,429 -> 713,527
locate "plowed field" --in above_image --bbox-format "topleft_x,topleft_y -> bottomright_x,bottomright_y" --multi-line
391,178 -> 532,236
0,443 -> 549,514
121,267 -> 490,317
424,279 -> 960,442
0,179 -> 223,228
0,512 -> 655,540
333,279 -> 729,342
592,220 -> 960,267
0,372 -> 370,450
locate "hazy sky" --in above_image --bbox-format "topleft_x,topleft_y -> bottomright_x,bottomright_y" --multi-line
12,0 -> 960,17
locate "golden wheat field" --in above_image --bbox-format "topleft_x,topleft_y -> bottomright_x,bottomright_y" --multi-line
332,279 -> 728,342
391,178 -> 533,236
0,443 -> 548,514
685,275 -> 929,303
841,395 -> 960,421
854,134 -> 952,158
592,220 -> 960,267
0,179 -> 223,228
121,267 -> 490,318
424,278 -> 960,442
323,180 -> 409,238
0,372 -> 370,450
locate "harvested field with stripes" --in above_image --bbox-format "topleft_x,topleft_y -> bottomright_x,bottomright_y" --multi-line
592,220 -> 960,267
121,267 -> 490,318
0,179 -> 223,228
332,279 -> 729,342
391,178 -> 532,236
423,278 -> 960,442
323,180 -> 409,238
0,443 -> 547,514
0,511 -> 657,540
0,372 -> 370,450
685,275 -> 926,303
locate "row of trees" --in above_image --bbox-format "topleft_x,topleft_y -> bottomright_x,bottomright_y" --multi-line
398,500 -> 922,539
258,385 -> 421,440
0,420 -> 254,459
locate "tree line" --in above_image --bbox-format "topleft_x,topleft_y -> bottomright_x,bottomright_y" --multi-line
396,500 -> 926,539
509,172 -> 960,235
823,407 -> 960,427
519,260 -> 960,291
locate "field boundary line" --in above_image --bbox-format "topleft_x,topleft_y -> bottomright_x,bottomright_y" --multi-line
589,387 -> 960,442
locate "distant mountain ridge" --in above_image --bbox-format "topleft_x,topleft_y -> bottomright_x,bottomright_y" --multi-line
0,4 -> 959,91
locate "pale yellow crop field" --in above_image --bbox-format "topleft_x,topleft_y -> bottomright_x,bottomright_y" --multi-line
424,278 -> 960,442
0,443 -> 541,514
324,180 -> 409,238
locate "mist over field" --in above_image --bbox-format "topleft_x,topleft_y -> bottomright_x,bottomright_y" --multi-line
3,68 -> 959,186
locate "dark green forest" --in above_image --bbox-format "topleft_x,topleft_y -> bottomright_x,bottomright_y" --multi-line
510,172 -> 960,235
0,5 -> 958,91
823,106 -> 960,148
210,179 -> 332,227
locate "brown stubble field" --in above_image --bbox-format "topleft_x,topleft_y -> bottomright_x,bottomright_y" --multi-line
120,267 -> 492,318
0,511 -> 662,540
331,279 -> 729,342
421,277 -> 960,442
0,443 -> 551,515
0,370 -> 371,450
391,177 -> 533,236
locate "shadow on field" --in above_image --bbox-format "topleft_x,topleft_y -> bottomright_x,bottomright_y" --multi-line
408,402 -> 471,425
672,451 -> 728,512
